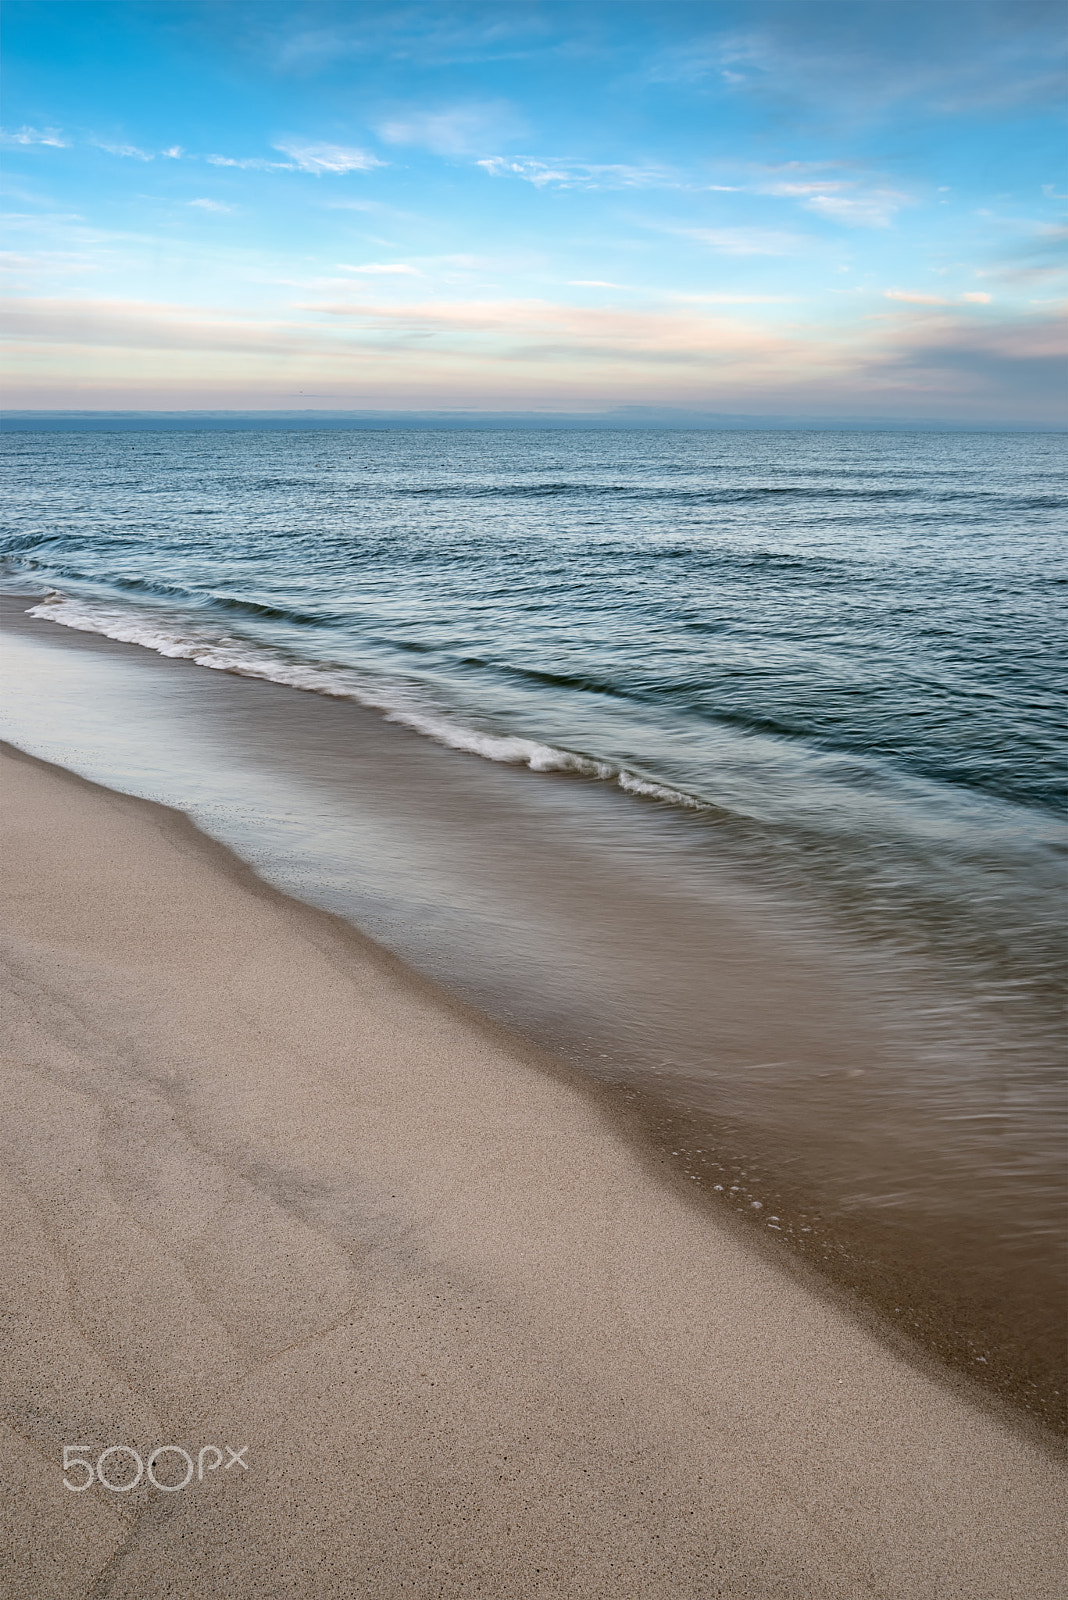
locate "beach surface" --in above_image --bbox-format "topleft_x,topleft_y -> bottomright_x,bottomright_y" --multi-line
1,740 -> 1064,1599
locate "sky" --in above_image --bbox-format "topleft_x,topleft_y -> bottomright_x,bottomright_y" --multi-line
1,0 -> 1065,421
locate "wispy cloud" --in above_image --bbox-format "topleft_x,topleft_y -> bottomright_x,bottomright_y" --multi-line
0,126 -> 67,148
300,296 -> 793,368
337,262 -> 422,276
675,225 -> 805,256
644,12 -> 1068,119
478,156 -> 675,190
5,294 -> 1062,421
207,142 -> 383,174
377,102 -> 525,158
273,13 -> 547,74
671,293 -> 796,304
886,289 -> 992,305
804,190 -> 910,228
188,199 -> 235,214
759,181 -> 851,198
207,154 -> 293,171
0,249 -> 99,284
93,140 -> 156,161
273,139 -> 384,174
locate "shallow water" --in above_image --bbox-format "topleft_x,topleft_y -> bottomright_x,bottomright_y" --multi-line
1,428 -> 1064,1426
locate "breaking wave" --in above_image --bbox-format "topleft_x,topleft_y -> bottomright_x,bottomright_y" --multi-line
26,591 -> 707,810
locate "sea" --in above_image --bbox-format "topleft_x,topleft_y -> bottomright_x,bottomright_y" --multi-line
1,426 -> 1064,1427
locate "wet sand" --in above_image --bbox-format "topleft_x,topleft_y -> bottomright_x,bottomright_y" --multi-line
1,740 -> 1065,1598
3,593 -> 1064,1427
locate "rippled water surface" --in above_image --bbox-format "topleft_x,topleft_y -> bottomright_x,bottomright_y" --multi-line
3,429 -> 1064,813
1,427 -> 1064,1425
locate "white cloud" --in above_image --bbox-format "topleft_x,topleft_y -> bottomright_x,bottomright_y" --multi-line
803,191 -> 909,228
569,280 -> 630,289
188,199 -> 235,214
206,143 -> 383,175
207,155 -> 294,171
94,141 -> 155,161
478,156 -> 674,190
377,102 -> 524,158
273,140 -> 384,174
672,293 -> 796,304
761,180 -> 851,197
679,226 -> 804,256
337,262 -> 422,275
750,167 -> 911,228
161,146 -> 184,160
0,126 -> 67,148
886,289 -> 993,305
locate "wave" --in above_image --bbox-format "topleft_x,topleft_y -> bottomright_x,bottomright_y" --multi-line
381,483 -> 1065,509
25,592 -> 708,811
389,482 -> 926,503
7,560 -> 345,627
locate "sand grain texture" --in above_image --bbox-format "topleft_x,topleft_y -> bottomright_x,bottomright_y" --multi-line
0,743 -> 1064,1599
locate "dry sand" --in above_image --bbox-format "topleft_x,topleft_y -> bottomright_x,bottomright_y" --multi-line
0,740 -> 1064,1600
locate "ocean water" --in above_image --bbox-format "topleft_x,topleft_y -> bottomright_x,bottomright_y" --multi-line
1,427 -> 1065,1425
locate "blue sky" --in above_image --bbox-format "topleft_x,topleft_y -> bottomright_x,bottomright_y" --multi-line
2,0 -> 1065,419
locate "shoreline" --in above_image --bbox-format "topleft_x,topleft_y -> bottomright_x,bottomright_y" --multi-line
3,590 -> 1065,1430
1,740 -> 1064,1597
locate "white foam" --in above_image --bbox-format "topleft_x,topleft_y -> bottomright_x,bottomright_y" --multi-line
26,591 -> 703,808
617,769 -> 705,810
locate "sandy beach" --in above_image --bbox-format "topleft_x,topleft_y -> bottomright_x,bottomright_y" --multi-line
1,739 -> 1064,1599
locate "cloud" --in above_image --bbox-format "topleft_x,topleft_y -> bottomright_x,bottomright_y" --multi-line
644,8 -> 1067,120
337,262 -> 422,276
0,126 -> 67,148
377,102 -> 525,157
207,143 -> 383,174
94,141 -> 155,161
207,154 -> 294,171
478,157 -> 675,190
760,180 -> 851,197
272,140 -> 383,174
300,296 -> 793,366
5,294 -> 1062,421
860,304 -> 1068,410
885,291 -> 950,306
323,198 -> 389,211
803,191 -> 910,228
981,221 -> 1068,288
161,146 -> 184,160
676,226 -> 804,256
0,249 -> 98,284
271,12 -> 547,74
188,199 -> 235,214
672,293 -> 796,304
886,289 -> 993,306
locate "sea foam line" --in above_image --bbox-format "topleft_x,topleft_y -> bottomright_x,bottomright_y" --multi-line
26,592 -> 706,810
